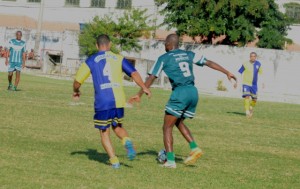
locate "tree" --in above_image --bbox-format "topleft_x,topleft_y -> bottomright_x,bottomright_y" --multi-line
79,9 -> 154,56
155,0 -> 291,49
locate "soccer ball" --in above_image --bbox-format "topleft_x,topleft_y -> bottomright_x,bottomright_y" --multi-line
157,149 -> 167,163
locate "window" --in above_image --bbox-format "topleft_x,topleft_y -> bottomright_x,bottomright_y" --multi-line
2,0 -> 17,1
65,0 -> 80,7
116,0 -> 131,9
91,0 -> 105,8
27,0 -> 41,3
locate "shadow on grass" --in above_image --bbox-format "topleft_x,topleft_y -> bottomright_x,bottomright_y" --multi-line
137,150 -> 183,163
227,111 -> 245,116
70,149 -> 132,168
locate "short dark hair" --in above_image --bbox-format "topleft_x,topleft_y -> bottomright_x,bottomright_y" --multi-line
166,34 -> 179,48
16,31 -> 22,35
97,34 -> 110,46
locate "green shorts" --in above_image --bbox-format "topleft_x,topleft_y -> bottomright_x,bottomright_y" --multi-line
165,86 -> 198,118
8,62 -> 22,72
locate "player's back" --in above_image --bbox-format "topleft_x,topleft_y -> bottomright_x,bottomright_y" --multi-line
159,49 -> 195,89
85,51 -> 126,111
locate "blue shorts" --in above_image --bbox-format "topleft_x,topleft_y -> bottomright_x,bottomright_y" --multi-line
165,86 -> 198,119
242,85 -> 258,99
94,108 -> 124,130
8,62 -> 22,72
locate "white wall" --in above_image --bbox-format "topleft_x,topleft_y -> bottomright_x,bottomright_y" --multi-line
122,41 -> 300,104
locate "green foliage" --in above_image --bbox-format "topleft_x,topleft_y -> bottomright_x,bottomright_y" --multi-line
79,9 -> 155,56
155,0 -> 291,49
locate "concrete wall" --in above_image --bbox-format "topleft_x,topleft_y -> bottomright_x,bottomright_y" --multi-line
122,41 -> 300,104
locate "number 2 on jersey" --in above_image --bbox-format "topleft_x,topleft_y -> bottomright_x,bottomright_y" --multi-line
103,62 -> 112,81
179,62 -> 191,77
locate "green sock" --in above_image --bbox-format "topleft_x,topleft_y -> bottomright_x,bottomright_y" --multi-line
167,152 -> 175,162
189,141 -> 198,150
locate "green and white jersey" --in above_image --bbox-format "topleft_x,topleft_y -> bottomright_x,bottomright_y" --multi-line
149,49 -> 207,89
8,39 -> 26,63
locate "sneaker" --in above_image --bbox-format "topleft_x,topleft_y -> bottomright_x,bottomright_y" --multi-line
109,156 -> 120,169
111,163 -> 120,169
124,140 -> 136,161
184,148 -> 203,165
249,106 -> 254,117
7,84 -> 13,90
246,110 -> 252,118
160,161 -> 176,168
12,86 -> 17,91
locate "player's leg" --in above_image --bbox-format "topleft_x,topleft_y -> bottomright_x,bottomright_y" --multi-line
99,128 -> 120,168
7,71 -> 13,90
111,108 -> 136,160
161,113 -> 178,168
113,125 -> 136,161
243,85 -> 252,118
94,110 -> 120,168
14,71 -> 21,91
249,87 -> 258,117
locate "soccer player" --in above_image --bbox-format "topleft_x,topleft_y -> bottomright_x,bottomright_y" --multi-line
5,31 -> 26,91
129,34 -> 237,168
238,52 -> 263,118
73,34 -> 151,169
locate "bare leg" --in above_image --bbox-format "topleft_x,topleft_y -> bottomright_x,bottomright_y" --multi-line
15,71 -> 21,87
8,72 -> 13,84
163,114 -> 178,152
99,128 -> 115,158
112,124 -> 129,139
175,119 -> 194,143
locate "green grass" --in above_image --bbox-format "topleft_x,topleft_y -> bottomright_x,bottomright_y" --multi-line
0,74 -> 299,189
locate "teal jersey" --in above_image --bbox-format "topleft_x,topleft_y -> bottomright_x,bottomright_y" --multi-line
8,39 -> 26,63
149,49 -> 206,89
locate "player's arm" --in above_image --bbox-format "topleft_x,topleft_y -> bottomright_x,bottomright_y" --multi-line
5,51 -> 9,66
131,71 -> 151,97
22,52 -> 26,68
205,60 -> 237,87
72,62 -> 91,100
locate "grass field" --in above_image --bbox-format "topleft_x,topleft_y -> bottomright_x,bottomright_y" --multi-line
0,73 -> 299,189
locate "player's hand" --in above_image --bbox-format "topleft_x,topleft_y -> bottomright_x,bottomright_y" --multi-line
128,95 -> 141,106
227,72 -> 237,88
143,88 -> 151,98
72,92 -> 81,101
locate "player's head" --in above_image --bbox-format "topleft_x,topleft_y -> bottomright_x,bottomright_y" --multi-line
250,52 -> 257,63
165,34 -> 179,52
16,31 -> 22,40
96,34 -> 111,51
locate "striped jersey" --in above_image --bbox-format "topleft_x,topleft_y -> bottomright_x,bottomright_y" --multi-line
148,49 -> 207,89
75,51 -> 136,111
238,60 -> 262,87
8,39 -> 26,63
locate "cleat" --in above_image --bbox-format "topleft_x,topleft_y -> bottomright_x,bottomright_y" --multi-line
249,106 -> 254,117
111,163 -> 120,169
7,84 -> 13,90
124,140 -> 136,160
160,161 -> 176,168
246,110 -> 252,118
184,148 -> 203,165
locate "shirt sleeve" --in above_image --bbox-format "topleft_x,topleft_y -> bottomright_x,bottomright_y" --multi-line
194,55 -> 207,67
148,57 -> 164,77
238,65 -> 245,74
75,62 -> 91,84
122,58 -> 136,76
258,65 -> 262,75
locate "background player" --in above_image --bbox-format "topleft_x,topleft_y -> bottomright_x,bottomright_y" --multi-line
73,34 -> 151,169
5,31 -> 26,91
129,34 -> 237,168
238,52 -> 263,118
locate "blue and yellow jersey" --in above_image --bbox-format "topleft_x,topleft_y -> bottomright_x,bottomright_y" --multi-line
238,60 -> 262,87
149,49 -> 206,89
8,39 -> 26,63
75,51 -> 136,111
